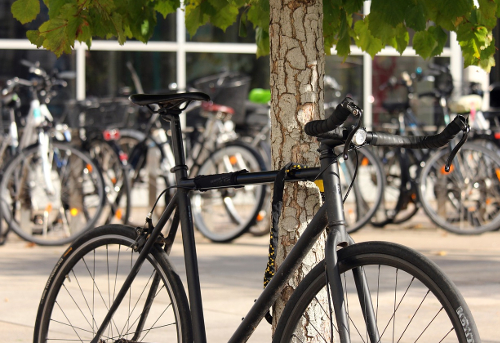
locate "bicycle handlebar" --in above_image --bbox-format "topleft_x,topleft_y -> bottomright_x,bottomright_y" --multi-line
304,97 -> 361,136
366,115 -> 467,149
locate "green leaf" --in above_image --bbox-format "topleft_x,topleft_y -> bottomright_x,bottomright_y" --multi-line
255,26 -> 269,58
210,4 -> 239,31
430,26 -> 447,56
440,0 -> 473,20
394,23 -> 409,54
239,11 -> 247,38
47,0 -> 72,18
413,30 -> 436,59
39,19 -> 72,57
26,30 -> 44,47
155,0 -> 180,18
367,12 -> 397,44
185,4 -> 208,36
412,26 -> 447,59
201,0 -> 217,16
11,0 -> 40,24
111,12 -> 127,44
353,18 -> 383,58
342,0 -> 363,14
478,0 -> 497,20
370,0 -> 408,27
247,0 -> 269,29
478,42 -> 496,71
457,22 -> 490,58
405,1 -> 427,31
77,21 -> 92,46
336,30 -> 350,58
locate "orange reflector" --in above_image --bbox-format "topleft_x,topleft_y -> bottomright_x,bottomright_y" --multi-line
441,164 -> 454,174
229,156 -> 238,165
70,208 -> 79,217
45,204 -> 53,213
361,157 -> 369,166
411,193 -> 417,200
256,212 -> 265,222
115,209 -> 123,220
111,177 -> 117,185
86,164 -> 93,173
496,169 -> 500,181
486,198 -> 492,205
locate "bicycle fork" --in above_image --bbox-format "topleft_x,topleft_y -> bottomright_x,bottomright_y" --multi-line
320,143 -> 380,343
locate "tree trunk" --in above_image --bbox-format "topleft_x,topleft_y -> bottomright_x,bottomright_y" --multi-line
269,0 -> 326,332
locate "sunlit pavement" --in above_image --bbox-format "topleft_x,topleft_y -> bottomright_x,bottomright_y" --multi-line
0,209 -> 498,342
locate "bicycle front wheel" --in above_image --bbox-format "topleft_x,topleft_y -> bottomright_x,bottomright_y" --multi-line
0,142 -> 105,245
274,241 -> 479,343
418,142 -> 500,234
34,225 -> 192,343
191,142 -> 267,242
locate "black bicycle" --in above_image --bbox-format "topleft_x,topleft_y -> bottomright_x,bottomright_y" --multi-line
34,93 -> 479,343
373,66 -> 500,234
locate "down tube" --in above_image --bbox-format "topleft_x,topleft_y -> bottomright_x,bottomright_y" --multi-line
228,204 -> 329,343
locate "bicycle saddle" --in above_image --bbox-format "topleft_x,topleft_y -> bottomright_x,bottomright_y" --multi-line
130,92 -> 210,109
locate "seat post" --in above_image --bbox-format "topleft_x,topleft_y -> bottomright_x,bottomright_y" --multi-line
163,110 -> 209,343
164,111 -> 189,180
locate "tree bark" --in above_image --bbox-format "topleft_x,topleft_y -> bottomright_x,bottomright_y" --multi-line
269,0 -> 326,332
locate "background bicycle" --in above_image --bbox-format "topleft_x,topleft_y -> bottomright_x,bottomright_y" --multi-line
0,60 -> 106,246
373,64 -> 500,234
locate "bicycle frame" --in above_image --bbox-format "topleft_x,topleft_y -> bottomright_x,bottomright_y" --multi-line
90,111 -> 379,343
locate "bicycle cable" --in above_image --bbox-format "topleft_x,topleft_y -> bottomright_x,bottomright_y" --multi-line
342,148 -> 359,203
311,145 -> 360,204
146,185 -> 178,226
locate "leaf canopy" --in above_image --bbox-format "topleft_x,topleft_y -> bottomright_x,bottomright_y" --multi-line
11,0 -> 500,71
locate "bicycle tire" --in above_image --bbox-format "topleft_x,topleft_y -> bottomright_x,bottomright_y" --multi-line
418,142 -> 500,234
0,142 -> 105,245
371,147 -> 420,227
247,140 -> 272,236
191,141 -> 267,242
339,147 -> 384,233
33,224 -> 192,343
273,241 -> 479,343
86,138 -> 132,225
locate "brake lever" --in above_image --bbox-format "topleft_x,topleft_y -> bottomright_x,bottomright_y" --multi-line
341,99 -> 363,160
444,118 -> 470,172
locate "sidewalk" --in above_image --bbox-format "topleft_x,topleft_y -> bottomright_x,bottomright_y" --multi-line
0,213 -> 498,342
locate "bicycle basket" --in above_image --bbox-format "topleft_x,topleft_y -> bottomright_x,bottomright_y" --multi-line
193,72 -> 251,125
77,97 -> 134,129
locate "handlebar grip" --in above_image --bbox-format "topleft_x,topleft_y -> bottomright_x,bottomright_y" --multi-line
368,115 -> 467,149
305,102 -> 352,136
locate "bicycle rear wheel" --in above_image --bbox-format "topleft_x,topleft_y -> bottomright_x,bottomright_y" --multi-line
339,147 -> 384,233
191,142 -> 267,242
0,142 -> 105,245
34,225 -> 192,343
86,138 -> 131,225
371,147 -> 419,227
418,142 -> 500,234
274,241 -> 479,343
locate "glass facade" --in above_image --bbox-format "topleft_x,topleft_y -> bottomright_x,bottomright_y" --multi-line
0,0 -> 464,128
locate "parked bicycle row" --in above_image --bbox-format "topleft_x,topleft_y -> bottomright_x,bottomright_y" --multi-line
0,60 -> 280,246
1,60 -> 499,247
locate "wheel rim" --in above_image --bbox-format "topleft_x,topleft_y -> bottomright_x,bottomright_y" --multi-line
38,235 -> 183,342
281,253 -> 470,343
